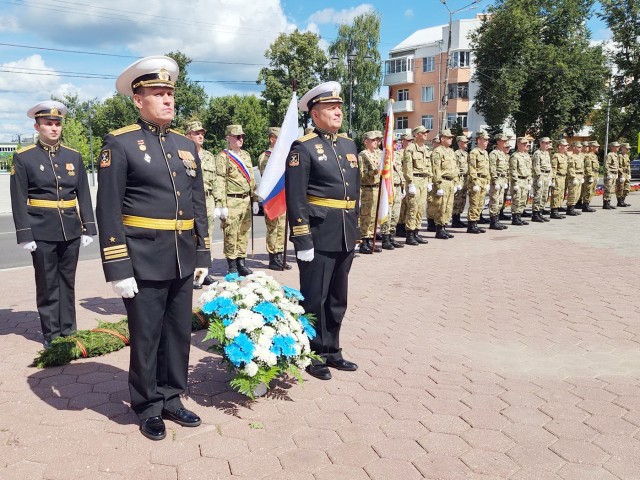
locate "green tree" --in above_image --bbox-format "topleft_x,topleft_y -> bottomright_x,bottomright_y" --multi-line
61,116 -> 93,168
166,51 -> 208,126
203,95 -> 269,163
258,30 -> 329,127
91,94 -> 139,141
471,0 -> 608,137
327,11 -> 384,140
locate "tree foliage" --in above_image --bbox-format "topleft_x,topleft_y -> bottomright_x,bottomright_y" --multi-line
327,11 -> 384,141
166,51 -> 208,126
258,30 -> 329,127
471,0 -> 608,137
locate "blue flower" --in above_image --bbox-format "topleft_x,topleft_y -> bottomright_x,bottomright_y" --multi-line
271,334 -> 297,358
299,316 -> 316,340
224,272 -> 240,282
224,333 -> 255,367
252,301 -> 283,324
282,285 -> 304,301
202,297 -> 238,320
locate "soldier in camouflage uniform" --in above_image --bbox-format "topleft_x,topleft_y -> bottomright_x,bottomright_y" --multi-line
531,137 -> 552,223
403,125 -> 432,245
580,140 -> 599,212
258,127 -> 291,270
425,136 -> 440,232
603,141 -> 620,209
215,125 -> 259,275
616,142 -> 631,207
510,137 -> 533,225
394,133 -> 412,238
358,131 -> 383,254
186,120 -> 217,287
550,139 -> 569,219
380,135 -> 405,250
565,141 -> 585,216
430,129 -> 458,239
488,134 -> 510,230
467,131 -> 491,234
452,135 -> 469,228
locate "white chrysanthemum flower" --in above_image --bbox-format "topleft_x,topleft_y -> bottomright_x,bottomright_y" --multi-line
244,361 -> 259,377
224,283 -> 239,292
297,357 -> 311,369
218,291 -> 233,299
225,323 -> 240,339
240,292 -> 259,309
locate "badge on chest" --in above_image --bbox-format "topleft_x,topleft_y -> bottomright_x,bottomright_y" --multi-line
314,144 -> 328,162
179,150 -> 197,177
346,153 -> 358,168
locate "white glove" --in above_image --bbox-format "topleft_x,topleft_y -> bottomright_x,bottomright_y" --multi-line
81,235 -> 93,247
457,184 -> 463,192
408,184 -> 416,195
213,207 -> 221,219
572,179 -> 579,185
527,184 -> 532,191
513,185 -> 520,192
580,178 -> 584,184
20,241 -> 37,252
252,202 -> 259,215
220,207 -> 228,220
427,183 -> 433,192
297,248 -> 314,262
619,176 -> 625,182
550,181 -> 555,187
504,183 -> 509,189
588,177 -> 594,183
506,195 -> 512,200
400,189 -> 406,199
537,180 -> 542,187
607,175 -> 612,180
472,185 -> 480,193
111,277 -> 138,298
494,183 -> 500,190
436,189 -> 444,196
485,184 -> 490,193
194,268 -> 208,286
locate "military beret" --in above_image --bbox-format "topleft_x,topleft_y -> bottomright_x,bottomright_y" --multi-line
456,135 -> 469,143
439,129 -> 454,138
298,81 -> 342,112
185,120 -> 205,133
475,131 -> 490,140
516,137 -> 529,144
226,125 -> 245,136
27,100 -> 67,120
494,133 -> 509,141
412,125 -> 429,135
539,137 -> 552,143
269,127 -> 281,137
610,141 -> 620,147
116,55 -> 178,97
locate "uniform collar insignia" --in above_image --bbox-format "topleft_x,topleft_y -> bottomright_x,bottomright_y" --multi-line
315,126 -> 338,142
139,116 -> 170,136
38,139 -> 60,153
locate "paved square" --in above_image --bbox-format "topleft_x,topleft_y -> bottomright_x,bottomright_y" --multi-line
1,194 -> 638,479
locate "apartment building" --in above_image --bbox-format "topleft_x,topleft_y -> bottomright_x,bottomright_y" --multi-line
384,15 -> 488,139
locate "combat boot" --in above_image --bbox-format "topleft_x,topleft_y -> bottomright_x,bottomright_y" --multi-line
531,211 -> 545,223
622,198 -> 631,207
499,210 -> 511,220
395,223 -> 406,237
575,200 -> 584,209
276,252 -> 292,270
405,230 -> 418,246
521,210 -> 531,218
550,208 -> 565,219
451,214 -> 467,228
512,214 -> 525,226
381,234 -> 395,250
371,238 -> 382,253
542,209 -> 551,215
467,221 -> 483,234
426,218 -> 437,232
236,258 -> 253,276
442,226 -> 455,238
541,211 -> 550,221
226,258 -> 238,274
435,225 -> 449,239
390,235 -> 404,248
582,203 -> 595,212
413,230 -> 428,244
478,213 -> 490,224
566,205 -> 578,216
489,215 -> 504,230
268,253 -> 280,270
603,200 -> 616,209
359,238 -> 373,254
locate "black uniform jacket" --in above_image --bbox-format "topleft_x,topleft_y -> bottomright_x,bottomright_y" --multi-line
285,128 -> 360,252
10,141 -> 96,243
96,118 -> 210,283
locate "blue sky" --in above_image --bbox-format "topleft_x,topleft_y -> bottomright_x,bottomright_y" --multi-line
0,0 -> 610,142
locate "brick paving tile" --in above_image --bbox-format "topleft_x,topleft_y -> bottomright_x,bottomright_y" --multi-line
501,405 -> 552,426
261,471 -> 314,480
543,419 -> 598,442
613,395 -> 640,411
603,454 -> 640,480
277,448 -> 331,473
461,410 -> 511,431
363,458 -> 424,480
571,386 -> 617,402
244,430 -> 297,455
335,424 -> 386,444
177,457 -> 230,480
460,449 -> 519,477
593,434 -> 640,458
345,404 -> 392,425
539,403 -> 589,422
605,384 -> 640,396
509,467 -> 563,479
417,431 -> 471,456
577,399 -> 628,417
150,442 -> 201,467
325,443 -> 379,466
228,453 -> 282,478
42,453 -> 100,480
123,464 -> 177,480
461,428 -> 515,453
420,413 -> 471,435
385,401 -> 431,420
313,464 -> 371,480
291,428 -> 342,450
506,444 -> 565,473
371,437 -> 426,461
423,397 -> 470,416
499,390 -> 545,408
304,411 -> 350,430
556,463 -> 620,480
0,460 -> 47,480
351,389 -> 396,407
413,453 -> 473,479
313,394 -> 358,413
549,439 -> 610,465
585,414 -> 640,436
379,418 -> 429,439
199,435 -> 249,459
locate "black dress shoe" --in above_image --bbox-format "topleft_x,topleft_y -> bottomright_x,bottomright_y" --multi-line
162,407 -> 201,427
326,358 -> 358,371
306,364 -> 332,380
140,416 -> 166,441
202,275 -> 215,286
193,282 -> 202,290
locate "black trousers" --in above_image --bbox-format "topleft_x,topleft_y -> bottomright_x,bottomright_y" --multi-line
123,275 -> 193,420
31,238 -> 81,343
298,249 -> 354,363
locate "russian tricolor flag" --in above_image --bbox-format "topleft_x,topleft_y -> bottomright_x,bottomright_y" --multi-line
257,92 -> 299,220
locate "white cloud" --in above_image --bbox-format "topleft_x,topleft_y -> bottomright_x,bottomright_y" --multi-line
0,16 -> 19,32
308,4 -> 375,25
405,9 -> 414,18
0,55 -> 60,94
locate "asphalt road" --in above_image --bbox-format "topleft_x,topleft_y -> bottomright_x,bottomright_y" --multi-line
0,213 -> 268,270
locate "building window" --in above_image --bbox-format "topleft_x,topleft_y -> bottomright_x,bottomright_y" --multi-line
396,116 -> 409,130
421,86 -> 434,102
422,56 -> 435,72
421,115 -> 434,130
397,89 -> 410,102
385,57 -> 414,74
448,82 -> 469,100
447,113 -> 468,129
450,51 -> 471,68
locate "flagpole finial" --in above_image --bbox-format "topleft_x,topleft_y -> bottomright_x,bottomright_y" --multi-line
389,99 -> 395,104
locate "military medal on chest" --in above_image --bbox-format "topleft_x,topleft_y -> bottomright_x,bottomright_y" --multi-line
137,139 -> 147,151
314,143 -> 328,162
178,150 -> 197,177
66,163 -> 75,176
346,153 -> 358,168
40,164 -> 44,171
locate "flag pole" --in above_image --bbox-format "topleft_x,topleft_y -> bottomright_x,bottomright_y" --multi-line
372,153 -> 384,253
281,78 -> 297,270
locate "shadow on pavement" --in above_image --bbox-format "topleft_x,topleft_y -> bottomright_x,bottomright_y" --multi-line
0,308 -> 43,345
79,297 -> 127,316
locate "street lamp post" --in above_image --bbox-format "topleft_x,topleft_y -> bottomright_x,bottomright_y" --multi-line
88,110 -> 95,186
440,0 -> 481,132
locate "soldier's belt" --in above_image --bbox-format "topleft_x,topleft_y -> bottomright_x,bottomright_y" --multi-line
361,184 -> 379,188
517,175 -> 529,179
307,195 -> 356,209
540,170 -> 551,173
441,176 -> 455,180
556,173 -> 566,177
476,174 -> 488,178
122,215 -> 195,231
413,173 -> 430,178
227,193 -> 249,198
28,198 -> 77,209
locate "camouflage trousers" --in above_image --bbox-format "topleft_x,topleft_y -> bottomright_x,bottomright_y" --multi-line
567,175 -> 584,205
550,176 -> 566,209
616,177 -> 631,199
380,184 -> 403,234
510,178 -> 530,214
206,196 -> 216,260
222,196 -> 252,259
580,176 -> 597,204
397,195 -> 408,225
406,177 -> 428,230
359,185 -> 379,238
489,178 -> 508,215
431,180 -> 456,226
453,177 -> 468,215
532,174 -> 551,212
468,179 -> 488,221
265,213 -> 286,254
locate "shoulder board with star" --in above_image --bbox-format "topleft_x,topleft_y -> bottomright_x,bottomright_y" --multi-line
61,144 -> 79,153
338,133 -> 353,141
298,132 -> 318,142
168,128 -> 188,138
109,124 -> 142,136
16,144 -> 36,154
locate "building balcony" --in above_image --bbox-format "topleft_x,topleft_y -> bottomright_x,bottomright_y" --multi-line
393,100 -> 414,113
383,70 -> 415,86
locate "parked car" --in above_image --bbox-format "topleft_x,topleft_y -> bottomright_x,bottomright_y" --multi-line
631,158 -> 640,179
